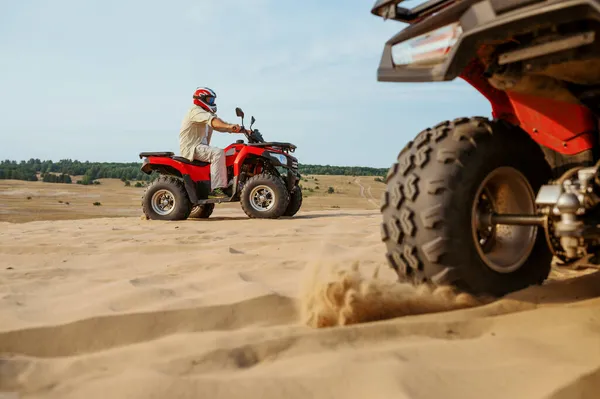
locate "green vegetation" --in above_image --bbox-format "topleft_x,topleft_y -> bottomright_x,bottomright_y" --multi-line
0,159 -> 156,183
0,160 -> 38,181
299,164 -> 388,177
0,159 -> 388,183
42,173 -> 72,184
76,175 -> 99,186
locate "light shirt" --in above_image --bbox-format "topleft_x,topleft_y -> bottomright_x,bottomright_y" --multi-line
179,105 -> 216,161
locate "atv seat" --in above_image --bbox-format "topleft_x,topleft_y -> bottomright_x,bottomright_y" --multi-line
139,151 -> 174,159
171,156 -> 210,167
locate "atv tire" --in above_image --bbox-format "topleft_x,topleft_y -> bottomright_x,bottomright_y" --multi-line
240,173 -> 290,219
381,117 -> 553,296
284,185 -> 303,217
142,176 -> 192,221
189,204 -> 215,219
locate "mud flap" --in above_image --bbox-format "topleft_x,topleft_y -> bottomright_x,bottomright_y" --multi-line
182,175 -> 210,204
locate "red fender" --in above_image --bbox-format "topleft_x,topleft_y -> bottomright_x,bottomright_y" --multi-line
459,59 -> 596,155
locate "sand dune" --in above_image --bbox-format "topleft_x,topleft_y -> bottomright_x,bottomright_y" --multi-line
1,207 -> 600,399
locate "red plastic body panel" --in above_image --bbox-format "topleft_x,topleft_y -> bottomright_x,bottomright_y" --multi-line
146,156 -> 210,181
145,142 -> 286,182
459,59 -> 596,155
507,92 -> 596,154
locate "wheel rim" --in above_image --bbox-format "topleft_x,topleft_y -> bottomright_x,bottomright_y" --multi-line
249,185 -> 276,212
151,189 -> 176,216
471,166 -> 537,274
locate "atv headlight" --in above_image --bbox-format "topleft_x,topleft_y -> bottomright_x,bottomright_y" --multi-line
268,152 -> 288,166
391,22 -> 463,67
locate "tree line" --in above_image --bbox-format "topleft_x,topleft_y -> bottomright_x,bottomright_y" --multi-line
0,159 -> 155,184
297,164 -> 387,177
0,159 -> 387,184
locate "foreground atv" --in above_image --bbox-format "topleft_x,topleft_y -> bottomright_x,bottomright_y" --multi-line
371,0 -> 600,296
139,107 -> 302,220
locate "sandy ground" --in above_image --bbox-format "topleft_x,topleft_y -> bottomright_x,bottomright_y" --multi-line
0,175 -> 385,223
1,179 -> 600,398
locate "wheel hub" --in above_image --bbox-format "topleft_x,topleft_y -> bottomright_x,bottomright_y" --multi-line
151,189 -> 176,216
250,185 -> 275,212
471,167 -> 538,274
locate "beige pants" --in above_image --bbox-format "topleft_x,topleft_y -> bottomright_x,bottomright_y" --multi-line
194,144 -> 227,190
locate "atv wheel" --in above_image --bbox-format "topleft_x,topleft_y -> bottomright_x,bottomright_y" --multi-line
142,176 -> 192,221
189,204 -> 215,219
381,117 -> 553,296
240,173 -> 290,219
283,185 -> 303,217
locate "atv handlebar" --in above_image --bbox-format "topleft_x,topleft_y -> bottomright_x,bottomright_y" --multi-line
240,127 -> 265,144
234,106 -> 265,144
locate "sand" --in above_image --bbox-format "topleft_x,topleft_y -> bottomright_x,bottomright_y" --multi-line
0,175 -> 385,224
1,186 -> 600,398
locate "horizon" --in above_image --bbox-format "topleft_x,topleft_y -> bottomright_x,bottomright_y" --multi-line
1,0 -> 492,169
1,157 -> 389,170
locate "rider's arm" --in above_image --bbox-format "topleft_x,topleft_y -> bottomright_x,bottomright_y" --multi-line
211,117 -> 241,133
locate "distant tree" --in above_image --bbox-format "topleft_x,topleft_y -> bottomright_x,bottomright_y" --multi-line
61,174 -> 72,184
78,175 -> 95,185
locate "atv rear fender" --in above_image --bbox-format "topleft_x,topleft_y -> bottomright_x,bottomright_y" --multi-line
141,156 -> 210,182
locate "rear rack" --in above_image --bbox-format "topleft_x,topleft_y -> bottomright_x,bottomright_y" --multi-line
139,151 -> 174,159
371,0 -> 457,23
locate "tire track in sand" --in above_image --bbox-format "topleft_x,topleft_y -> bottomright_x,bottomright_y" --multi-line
354,177 -> 379,208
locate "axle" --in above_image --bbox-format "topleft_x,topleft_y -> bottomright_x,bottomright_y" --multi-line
490,213 -> 546,226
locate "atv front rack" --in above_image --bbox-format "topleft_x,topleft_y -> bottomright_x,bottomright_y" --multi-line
248,142 -> 297,152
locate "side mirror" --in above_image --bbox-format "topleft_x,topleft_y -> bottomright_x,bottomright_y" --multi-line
250,116 -> 256,129
235,107 -> 244,118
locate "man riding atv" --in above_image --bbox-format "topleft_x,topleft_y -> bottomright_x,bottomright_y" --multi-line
179,87 -> 245,199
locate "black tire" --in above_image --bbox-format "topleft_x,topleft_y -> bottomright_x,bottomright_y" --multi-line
283,185 -> 303,217
142,175 -> 192,221
381,117 -> 553,296
189,204 -> 215,219
240,173 -> 290,219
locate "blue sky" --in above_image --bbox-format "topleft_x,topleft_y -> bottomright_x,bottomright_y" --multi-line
1,0 -> 492,168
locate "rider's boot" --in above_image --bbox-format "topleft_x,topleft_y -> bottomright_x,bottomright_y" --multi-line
208,188 -> 229,199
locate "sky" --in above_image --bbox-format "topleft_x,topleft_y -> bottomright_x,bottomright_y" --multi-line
0,0 -> 492,168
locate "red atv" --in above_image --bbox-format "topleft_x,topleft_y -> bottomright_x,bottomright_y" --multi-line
139,107 -> 302,220
371,0 -> 600,296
